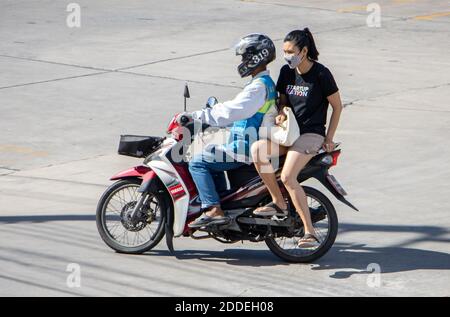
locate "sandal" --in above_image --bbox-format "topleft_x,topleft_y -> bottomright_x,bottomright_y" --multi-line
297,233 -> 320,248
253,202 -> 289,217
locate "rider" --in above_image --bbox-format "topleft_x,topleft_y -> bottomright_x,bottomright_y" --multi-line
185,33 -> 277,228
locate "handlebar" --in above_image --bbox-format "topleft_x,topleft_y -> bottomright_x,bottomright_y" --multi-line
179,115 -> 211,132
179,115 -> 191,125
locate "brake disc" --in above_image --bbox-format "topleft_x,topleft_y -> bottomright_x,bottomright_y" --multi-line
120,201 -> 147,232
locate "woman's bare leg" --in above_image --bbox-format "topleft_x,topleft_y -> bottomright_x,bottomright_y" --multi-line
280,150 -> 315,235
251,139 -> 288,210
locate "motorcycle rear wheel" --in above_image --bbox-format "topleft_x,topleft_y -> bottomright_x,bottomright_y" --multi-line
265,186 -> 338,263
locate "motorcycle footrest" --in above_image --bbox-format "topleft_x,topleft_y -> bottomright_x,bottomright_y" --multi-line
237,217 -> 293,227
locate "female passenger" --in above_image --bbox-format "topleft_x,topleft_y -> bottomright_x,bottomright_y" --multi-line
251,28 -> 343,247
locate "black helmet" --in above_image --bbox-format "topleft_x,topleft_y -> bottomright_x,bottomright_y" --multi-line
235,33 -> 276,78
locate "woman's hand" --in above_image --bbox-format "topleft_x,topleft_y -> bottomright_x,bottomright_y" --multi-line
322,137 -> 335,152
275,114 -> 287,125
275,106 -> 288,125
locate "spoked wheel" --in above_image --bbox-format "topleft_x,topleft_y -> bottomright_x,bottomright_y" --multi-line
96,179 -> 167,254
265,186 -> 338,263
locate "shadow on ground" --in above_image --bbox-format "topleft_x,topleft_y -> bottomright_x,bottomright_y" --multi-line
1,214 -> 449,276
0,214 -> 95,223
145,223 -> 450,274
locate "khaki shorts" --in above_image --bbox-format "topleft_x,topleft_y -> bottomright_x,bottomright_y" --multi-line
288,133 -> 325,155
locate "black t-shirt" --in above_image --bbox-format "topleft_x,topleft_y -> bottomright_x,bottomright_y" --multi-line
276,62 -> 338,136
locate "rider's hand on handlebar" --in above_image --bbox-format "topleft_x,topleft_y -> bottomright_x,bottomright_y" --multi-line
176,112 -> 194,126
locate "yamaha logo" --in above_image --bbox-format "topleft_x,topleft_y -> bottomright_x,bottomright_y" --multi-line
170,186 -> 184,194
169,184 -> 186,200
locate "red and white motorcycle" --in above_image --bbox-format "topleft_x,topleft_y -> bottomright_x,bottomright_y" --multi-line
96,94 -> 358,263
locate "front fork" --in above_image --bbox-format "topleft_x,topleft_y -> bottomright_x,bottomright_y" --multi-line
129,193 -> 149,223
129,170 -> 157,222
134,160 -> 186,252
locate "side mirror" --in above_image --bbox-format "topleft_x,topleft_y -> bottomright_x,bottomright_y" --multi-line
205,96 -> 218,109
183,83 -> 190,111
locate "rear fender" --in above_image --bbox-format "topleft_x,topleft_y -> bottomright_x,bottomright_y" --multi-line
300,168 -> 359,211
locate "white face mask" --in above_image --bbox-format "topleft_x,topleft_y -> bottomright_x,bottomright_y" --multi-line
284,53 -> 303,69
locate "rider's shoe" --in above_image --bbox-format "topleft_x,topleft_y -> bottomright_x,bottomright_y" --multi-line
188,213 -> 230,228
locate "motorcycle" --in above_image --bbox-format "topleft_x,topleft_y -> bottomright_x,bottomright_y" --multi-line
96,93 -> 358,263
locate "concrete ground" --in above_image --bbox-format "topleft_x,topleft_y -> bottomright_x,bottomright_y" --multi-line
0,0 -> 449,296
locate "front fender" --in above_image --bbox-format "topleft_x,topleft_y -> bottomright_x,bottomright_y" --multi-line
110,165 -> 152,180
137,170 -> 158,193
110,165 -> 160,194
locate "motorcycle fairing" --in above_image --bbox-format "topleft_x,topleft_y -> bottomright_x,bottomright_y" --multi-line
145,138 -> 191,237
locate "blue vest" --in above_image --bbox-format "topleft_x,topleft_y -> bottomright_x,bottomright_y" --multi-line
226,75 -> 277,160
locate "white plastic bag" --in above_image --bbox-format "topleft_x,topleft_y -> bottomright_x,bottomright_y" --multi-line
259,106 -> 300,146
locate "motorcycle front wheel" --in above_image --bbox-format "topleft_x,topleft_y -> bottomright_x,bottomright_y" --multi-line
96,178 -> 167,254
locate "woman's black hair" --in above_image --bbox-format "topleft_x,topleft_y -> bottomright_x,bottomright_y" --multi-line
284,27 -> 319,61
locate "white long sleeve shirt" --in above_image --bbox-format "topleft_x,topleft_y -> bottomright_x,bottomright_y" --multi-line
191,70 -> 270,127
